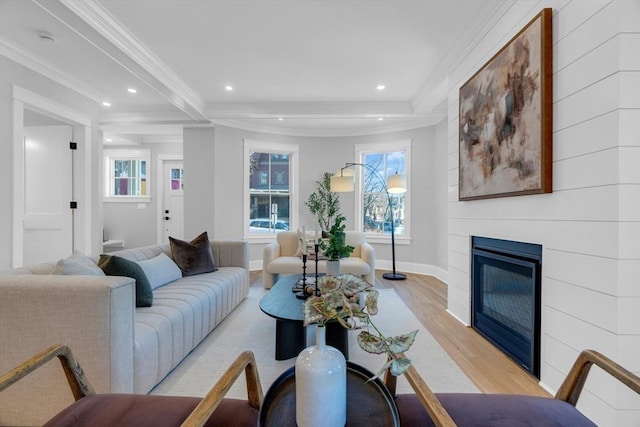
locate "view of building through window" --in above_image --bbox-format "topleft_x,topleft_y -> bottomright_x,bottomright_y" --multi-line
362,150 -> 405,236
113,159 -> 147,196
248,152 -> 290,233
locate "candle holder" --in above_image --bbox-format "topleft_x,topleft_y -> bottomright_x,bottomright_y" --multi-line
314,243 -> 320,296
293,254 -> 308,297
301,253 -> 308,285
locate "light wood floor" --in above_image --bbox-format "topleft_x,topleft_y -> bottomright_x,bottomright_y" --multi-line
251,270 -> 549,397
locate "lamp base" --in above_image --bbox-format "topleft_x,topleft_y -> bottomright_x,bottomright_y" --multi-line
382,272 -> 406,280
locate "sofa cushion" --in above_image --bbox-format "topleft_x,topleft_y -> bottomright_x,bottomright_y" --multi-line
53,251 -> 105,276
137,252 -> 182,290
170,232 -> 217,276
99,254 -> 153,307
43,394 -> 258,427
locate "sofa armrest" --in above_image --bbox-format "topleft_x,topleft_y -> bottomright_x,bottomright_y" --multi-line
262,241 -> 281,289
211,240 -> 249,271
263,241 -> 281,267
360,241 -> 376,284
0,275 -> 135,426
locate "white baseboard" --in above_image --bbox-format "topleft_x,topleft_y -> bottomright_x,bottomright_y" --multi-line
249,260 -> 263,271
446,309 -> 470,327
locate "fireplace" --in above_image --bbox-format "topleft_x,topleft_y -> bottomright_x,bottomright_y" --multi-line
471,236 -> 542,378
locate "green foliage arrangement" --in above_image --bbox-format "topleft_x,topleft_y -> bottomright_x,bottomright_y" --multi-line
320,214 -> 354,261
303,274 -> 418,379
305,172 -> 341,232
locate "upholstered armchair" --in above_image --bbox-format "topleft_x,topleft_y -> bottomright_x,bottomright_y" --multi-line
386,349 -> 640,426
0,344 -> 263,427
262,231 -> 375,289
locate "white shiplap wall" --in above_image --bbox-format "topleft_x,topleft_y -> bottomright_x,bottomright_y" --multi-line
445,1 -> 640,425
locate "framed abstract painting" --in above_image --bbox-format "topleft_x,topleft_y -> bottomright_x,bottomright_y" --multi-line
459,8 -> 552,201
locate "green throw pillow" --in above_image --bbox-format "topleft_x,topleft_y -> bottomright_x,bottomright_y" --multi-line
98,254 -> 153,307
169,231 -> 217,277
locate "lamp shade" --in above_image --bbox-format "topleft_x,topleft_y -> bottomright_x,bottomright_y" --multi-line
330,175 -> 354,192
387,173 -> 407,193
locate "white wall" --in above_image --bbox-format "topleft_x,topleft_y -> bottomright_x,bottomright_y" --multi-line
446,1 -> 640,425
0,56 -> 102,269
103,142 -> 182,249
185,124 -> 443,273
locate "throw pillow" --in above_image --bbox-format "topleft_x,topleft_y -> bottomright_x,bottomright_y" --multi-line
98,254 -> 153,307
137,252 -> 182,290
169,231 -> 217,277
53,251 -> 105,276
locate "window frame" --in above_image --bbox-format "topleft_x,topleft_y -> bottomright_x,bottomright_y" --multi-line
243,139 -> 299,242
354,140 -> 411,245
103,148 -> 151,203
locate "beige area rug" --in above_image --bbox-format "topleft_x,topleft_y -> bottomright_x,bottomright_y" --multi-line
150,286 -> 479,399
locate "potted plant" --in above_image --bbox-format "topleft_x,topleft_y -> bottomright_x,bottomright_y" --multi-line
304,273 -> 418,378
297,273 -> 417,426
320,214 -> 354,276
305,172 -> 340,235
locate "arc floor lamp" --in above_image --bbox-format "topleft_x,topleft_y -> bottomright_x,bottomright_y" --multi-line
330,162 -> 407,280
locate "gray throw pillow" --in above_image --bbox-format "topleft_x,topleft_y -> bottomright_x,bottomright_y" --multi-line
169,231 -> 217,277
137,252 -> 182,290
53,251 -> 105,276
98,254 -> 153,307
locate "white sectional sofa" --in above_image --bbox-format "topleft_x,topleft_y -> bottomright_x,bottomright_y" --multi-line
262,230 -> 375,289
0,239 -> 249,426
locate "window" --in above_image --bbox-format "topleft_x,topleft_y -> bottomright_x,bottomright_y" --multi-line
244,140 -> 299,238
170,167 -> 184,190
104,149 -> 151,202
355,141 -> 411,242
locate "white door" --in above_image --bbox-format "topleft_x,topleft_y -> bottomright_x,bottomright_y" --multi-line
23,125 -> 73,265
162,161 -> 184,242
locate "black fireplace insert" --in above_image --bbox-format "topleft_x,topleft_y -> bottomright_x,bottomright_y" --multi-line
471,236 -> 542,378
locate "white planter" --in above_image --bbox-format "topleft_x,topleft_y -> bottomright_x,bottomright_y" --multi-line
295,326 -> 347,427
326,259 -> 340,277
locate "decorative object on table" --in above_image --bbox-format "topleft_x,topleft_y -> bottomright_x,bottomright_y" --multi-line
295,325 -> 347,427
305,172 -> 341,235
458,8 -> 552,201
313,243 -> 320,296
319,214 -> 354,277
331,163 -> 407,280
293,253 -> 309,299
304,274 -> 418,379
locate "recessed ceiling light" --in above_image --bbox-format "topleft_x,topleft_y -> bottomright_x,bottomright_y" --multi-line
105,138 -> 113,142
102,101 -> 111,107
127,88 -> 137,93
376,84 -> 386,91
225,85 -> 233,91
278,118 -> 284,121
378,117 -> 384,121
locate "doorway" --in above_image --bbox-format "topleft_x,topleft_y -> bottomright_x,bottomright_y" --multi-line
158,157 -> 184,243
12,85 -> 93,267
22,122 -> 73,265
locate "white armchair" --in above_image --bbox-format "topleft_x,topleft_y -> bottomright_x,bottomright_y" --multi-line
262,231 -> 375,289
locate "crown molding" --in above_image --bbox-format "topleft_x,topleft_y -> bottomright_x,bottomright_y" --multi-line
203,101 -> 416,119
32,0 -> 207,122
58,0 -> 204,110
412,0 -> 515,112
0,36 -> 106,103
211,116 -> 441,137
